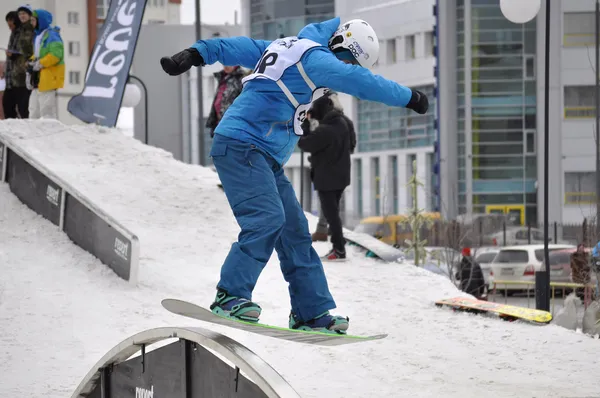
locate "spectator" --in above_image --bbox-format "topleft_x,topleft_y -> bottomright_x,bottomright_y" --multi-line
570,243 -> 592,300
206,65 -> 247,137
308,98 -> 356,244
298,91 -> 355,261
3,8 -> 33,119
27,9 -> 64,119
456,247 -> 486,300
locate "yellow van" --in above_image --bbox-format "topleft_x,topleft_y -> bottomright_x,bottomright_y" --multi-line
353,213 -> 442,246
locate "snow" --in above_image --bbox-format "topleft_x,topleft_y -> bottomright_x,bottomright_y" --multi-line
0,119 -> 599,398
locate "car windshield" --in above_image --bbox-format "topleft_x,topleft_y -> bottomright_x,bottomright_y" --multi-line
475,252 -> 497,263
495,250 -> 528,263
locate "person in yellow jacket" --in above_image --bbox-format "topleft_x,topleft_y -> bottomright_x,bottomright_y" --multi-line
26,8 -> 64,119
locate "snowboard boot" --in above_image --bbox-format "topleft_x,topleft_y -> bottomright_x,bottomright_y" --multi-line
289,311 -> 349,334
321,248 -> 347,262
210,289 -> 262,323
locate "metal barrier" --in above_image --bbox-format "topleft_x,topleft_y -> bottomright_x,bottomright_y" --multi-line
491,280 -> 596,314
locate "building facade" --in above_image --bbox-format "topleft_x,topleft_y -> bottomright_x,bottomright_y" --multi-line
337,0 -> 437,228
0,0 -> 181,126
436,0 -> 598,225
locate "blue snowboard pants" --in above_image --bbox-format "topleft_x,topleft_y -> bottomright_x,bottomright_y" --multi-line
209,134 -> 337,322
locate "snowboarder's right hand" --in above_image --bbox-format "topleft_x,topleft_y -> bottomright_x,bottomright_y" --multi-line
160,48 -> 204,76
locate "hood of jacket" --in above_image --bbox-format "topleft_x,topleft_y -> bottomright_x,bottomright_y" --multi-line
34,9 -> 53,34
297,17 -> 341,47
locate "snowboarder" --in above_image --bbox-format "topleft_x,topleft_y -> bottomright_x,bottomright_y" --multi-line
160,17 -> 428,334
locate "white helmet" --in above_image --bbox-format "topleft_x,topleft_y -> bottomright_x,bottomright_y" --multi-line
328,19 -> 379,69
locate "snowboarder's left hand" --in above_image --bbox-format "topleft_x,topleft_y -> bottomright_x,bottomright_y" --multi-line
160,48 -> 204,76
406,89 -> 429,114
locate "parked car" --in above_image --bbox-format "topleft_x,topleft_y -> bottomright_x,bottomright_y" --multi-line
545,248 -> 579,284
489,244 -> 575,292
472,246 -> 499,289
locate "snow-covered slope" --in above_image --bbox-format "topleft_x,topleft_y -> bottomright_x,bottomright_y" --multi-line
0,119 -> 599,398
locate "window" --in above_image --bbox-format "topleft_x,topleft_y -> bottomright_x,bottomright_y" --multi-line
67,11 -> 79,25
428,152 -> 436,210
475,252 -> 497,263
97,0 -> 110,19
386,38 -> 396,64
524,55 -> 535,79
69,71 -> 81,85
424,31 -> 434,56
407,154 -> 417,208
355,159 -> 363,218
532,230 -> 544,241
356,85 -> 436,152
564,86 -> 595,118
405,34 -> 415,59
564,172 -> 596,204
563,12 -> 595,47
391,155 -> 398,214
535,248 -> 564,262
525,130 -> 535,154
68,41 -> 80,56
495,250 -> 529,263
372,157 -> 381,215
515,230 -> 528,240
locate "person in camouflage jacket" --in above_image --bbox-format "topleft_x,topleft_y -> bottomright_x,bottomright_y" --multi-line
205,66 -> 248,137
3,6 -> 34,119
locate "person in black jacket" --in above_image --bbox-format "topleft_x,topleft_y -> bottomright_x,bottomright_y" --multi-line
298,91 -> 355,261
456,247 -> 487,300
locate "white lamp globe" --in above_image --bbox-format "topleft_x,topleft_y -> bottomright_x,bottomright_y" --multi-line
500,0 -> 541,24
122,83 -> 142,108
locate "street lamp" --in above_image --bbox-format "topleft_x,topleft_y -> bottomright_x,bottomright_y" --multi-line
500,0 -> 541,23
499,0 -> 550,312
122,75 -> 149,145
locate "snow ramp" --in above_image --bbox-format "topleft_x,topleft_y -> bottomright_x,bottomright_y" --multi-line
1,119 -> 600,398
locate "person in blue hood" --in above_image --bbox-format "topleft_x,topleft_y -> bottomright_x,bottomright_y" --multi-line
26,8 -> 64,119
160,17 -> 429,334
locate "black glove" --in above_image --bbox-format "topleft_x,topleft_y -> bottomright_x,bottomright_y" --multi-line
406,89 -> 429,114
160,48 -> 204,76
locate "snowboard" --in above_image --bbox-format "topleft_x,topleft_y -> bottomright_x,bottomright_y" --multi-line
162,298 -> 387,346
435,296 -> 553,324
343,229 -> 404,262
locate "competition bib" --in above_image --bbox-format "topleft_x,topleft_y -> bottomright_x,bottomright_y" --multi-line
243,36 -> 329,136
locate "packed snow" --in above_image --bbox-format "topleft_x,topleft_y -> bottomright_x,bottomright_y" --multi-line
0,119 -> 599,398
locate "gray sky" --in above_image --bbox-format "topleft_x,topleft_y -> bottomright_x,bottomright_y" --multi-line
180,0 -> 242,25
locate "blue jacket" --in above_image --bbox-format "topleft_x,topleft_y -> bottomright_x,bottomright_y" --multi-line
191,17 -> 413,165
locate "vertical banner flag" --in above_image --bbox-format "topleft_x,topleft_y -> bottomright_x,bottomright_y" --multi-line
68,0 -> 147,127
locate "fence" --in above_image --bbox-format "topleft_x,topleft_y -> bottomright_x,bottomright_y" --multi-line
490,280 -> 597,313
397,218 -> 600,249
